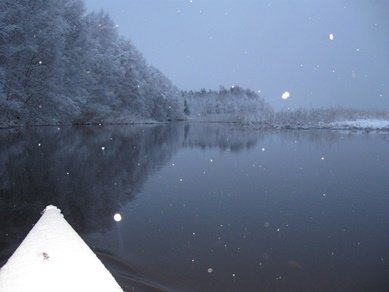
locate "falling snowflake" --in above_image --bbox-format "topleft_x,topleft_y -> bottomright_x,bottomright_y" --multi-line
329,33 -> 334,41
113,213 -> 122,222
281,91 -> 290,100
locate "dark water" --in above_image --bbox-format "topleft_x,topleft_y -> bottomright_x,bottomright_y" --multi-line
1,124 -> 388,291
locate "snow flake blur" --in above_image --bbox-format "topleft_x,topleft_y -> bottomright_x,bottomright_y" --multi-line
281,91 -> 290,100
113,213 -> 122,222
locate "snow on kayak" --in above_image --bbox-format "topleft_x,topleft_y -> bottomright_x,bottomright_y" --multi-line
0,205 -> 123,292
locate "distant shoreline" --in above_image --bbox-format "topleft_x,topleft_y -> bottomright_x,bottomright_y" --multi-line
1,119 -> 388,132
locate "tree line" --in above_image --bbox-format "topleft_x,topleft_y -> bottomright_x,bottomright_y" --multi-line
181,85 -> 273,123
0,0 -> 387,127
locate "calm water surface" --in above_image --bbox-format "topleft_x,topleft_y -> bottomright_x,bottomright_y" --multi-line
0,124 -> 388,291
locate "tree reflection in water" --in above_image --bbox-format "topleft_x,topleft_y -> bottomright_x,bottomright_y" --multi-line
2,124 -> 378,291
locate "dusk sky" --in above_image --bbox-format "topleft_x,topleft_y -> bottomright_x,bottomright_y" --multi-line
83,0 -> 389,110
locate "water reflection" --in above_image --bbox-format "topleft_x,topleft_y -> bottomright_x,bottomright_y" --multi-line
0,125 -> 180,261
1,124 -> 388,291
183,123 -> 263,151
0,123 -> 267,236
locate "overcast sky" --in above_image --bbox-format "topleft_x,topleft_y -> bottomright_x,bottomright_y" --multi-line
83,0 -> 389,110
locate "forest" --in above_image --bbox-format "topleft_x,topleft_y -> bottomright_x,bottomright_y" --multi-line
0,0 -> 182,126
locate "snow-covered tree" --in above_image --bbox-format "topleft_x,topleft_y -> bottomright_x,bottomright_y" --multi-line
182,86 -> 273,123
0,0 -> 182,126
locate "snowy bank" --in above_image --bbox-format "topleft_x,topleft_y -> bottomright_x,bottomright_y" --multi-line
330,119 -> 389,130
0,206 -> 123,292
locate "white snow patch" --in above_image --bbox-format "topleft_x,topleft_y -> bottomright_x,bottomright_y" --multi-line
0,205 -> 123,292
330,119 -> 389,130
